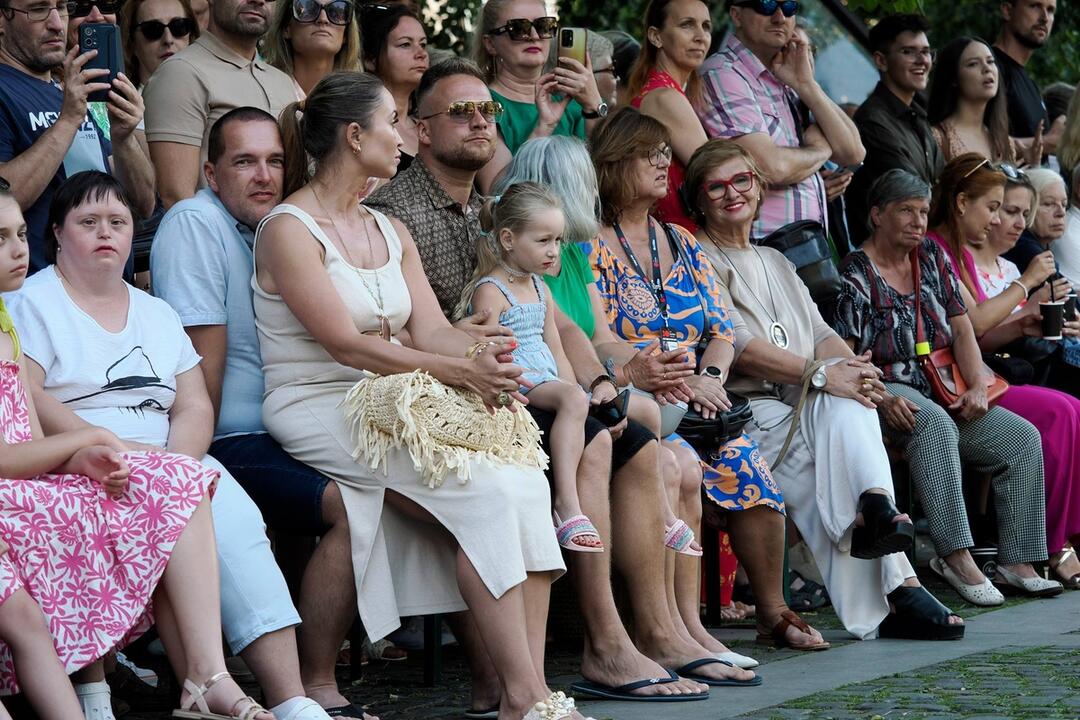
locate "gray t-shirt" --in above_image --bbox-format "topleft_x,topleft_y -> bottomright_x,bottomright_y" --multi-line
151,188 -> 265,438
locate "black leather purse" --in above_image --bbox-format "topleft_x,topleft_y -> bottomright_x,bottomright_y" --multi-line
757,220 -> 842,309
675,392 -> 754,460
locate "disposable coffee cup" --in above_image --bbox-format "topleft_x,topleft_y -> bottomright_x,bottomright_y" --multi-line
1040,300 -> 1066,340
1065,293 -> 1078,322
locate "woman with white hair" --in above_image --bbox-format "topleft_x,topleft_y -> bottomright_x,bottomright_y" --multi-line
1056,166 -> 1080,288
1003,168 -> 1071,274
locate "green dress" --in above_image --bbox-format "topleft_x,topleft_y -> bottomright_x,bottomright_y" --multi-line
490,89 -> 586,156
543,242 -> 596,339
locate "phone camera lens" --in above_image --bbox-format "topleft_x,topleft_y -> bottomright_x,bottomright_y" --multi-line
561,29 -> 570,45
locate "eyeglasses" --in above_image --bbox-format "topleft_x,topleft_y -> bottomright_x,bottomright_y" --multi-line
71,0 -> 119,17
732,0 -> 799,18
0,0 -> 75,21
593,65 -> 618,79
419,100 -> 504,122
895,46 -> 936,62
646,146 -> 673,167
292,0 -> 352,25
488,16 -> 558,41
135,17 -> 195,40
705,172 -> 756,199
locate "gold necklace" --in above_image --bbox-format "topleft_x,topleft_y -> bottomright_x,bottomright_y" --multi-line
312,189 -> 391,341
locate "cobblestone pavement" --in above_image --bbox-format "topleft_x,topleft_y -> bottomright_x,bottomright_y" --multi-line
738,645 -> 1080,720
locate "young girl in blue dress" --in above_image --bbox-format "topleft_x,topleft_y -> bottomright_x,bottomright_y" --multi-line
455,183 -> 606,553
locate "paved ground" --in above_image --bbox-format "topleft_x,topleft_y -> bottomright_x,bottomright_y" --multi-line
12,564 -> 1075,720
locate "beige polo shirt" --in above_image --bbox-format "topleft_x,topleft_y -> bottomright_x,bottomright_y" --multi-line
143,32 -> 296,186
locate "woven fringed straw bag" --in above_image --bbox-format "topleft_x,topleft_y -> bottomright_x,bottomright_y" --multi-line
341,370 -> 548,488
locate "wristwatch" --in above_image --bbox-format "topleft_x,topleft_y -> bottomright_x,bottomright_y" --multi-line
811,365 -> 828,390
582,101 -> 609,119
701,365 -> 723,382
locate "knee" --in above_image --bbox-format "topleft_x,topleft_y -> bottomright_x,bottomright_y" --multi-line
319,480 -> 349,528
673,445 -> 702,494
659,447 -> 681,496
628,394 -> 662,436
0,591 -> 50,644
915,405 -> 959,446
563,386 -> 590,419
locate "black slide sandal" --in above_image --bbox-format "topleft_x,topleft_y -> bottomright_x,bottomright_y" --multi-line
671,658 -> 763,687
851,492 -> 914,559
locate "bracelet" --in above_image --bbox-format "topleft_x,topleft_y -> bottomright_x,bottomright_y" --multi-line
465,341 -> 491,360
1009,278 -> 1030,298
589,374 -> 617,393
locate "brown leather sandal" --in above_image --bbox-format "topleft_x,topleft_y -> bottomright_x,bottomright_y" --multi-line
755,609 -> 830,651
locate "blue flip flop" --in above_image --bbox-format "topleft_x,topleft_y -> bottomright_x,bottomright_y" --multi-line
672,658 -> 763,687
570,669 -> 709,702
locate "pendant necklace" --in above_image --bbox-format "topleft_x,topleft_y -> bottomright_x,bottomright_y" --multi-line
710,237 -> 790,349
314,188 -> 392,341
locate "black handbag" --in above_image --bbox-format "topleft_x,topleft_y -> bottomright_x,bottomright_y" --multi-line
757,220 -> 842,307
675,392 -> 753,460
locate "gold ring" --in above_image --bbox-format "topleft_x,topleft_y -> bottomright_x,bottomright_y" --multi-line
497,391 -> 512,406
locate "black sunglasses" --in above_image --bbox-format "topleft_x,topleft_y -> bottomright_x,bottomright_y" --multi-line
488,16 -> 558,41
732,0 -> 799,17
292,0 -> 352,25
135,17 -> 195,40
71,0 -> 119,17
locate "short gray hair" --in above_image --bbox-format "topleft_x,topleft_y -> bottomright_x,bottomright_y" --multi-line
868,168 -> 930,211
492,136 -> 600,243
866,169 -> 931,232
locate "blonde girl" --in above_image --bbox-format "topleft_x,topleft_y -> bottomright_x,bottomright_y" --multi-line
456,182 -> 608,552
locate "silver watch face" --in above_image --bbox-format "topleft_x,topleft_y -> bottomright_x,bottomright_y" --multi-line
596,102 -> 609,117
812,368 -> 827,389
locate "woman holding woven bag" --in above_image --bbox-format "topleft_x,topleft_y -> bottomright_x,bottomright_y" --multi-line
834,169 -> 1051,607
255,71 -> 579,720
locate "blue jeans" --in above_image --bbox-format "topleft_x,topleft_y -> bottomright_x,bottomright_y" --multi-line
210,432 -> 331,536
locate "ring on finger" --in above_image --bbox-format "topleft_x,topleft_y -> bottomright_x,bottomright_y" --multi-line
496,391 -> 511,407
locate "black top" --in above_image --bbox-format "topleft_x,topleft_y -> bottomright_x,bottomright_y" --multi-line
992,46 -> 1048,138
847,82 -> 943,245
1003,229 -> 1048,274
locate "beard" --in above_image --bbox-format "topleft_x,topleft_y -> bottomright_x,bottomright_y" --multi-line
1014,26 -> 1049,49
433,140 -> 494,172
4,35 -> 64,74
214,3 -> 269,38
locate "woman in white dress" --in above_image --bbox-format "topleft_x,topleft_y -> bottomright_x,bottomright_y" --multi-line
254,71 -> 577,720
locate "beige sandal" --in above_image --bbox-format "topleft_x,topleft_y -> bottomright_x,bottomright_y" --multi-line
173,671 -> 269,720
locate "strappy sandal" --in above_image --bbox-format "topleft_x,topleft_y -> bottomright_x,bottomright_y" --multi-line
1050,546 -> 1080,590
664,520 -> 703,557
878,586 -> 964,641
851,491 -> 914,560
553,512 -> 604,553
173,672 -> 269,719
756,609 -> 830,651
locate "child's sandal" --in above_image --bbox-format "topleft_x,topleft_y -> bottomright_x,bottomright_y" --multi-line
553,512 -> 604,553
664,519 -> 703,557
173,672 -> 268,720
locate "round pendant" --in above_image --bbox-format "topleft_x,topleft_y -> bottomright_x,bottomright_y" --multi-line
769,321 -> 790,349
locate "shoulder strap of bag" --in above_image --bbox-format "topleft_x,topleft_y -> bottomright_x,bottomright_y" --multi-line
773,359 -> 827,469
911,246 -> 928,350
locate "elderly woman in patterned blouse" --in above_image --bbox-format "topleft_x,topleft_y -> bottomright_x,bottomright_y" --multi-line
834,168 -> 1052,609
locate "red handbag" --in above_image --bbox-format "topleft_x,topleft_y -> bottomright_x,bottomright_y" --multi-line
911,248 -> 1009,408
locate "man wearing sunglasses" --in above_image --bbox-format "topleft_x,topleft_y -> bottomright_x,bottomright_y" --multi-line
0,0 -> 156,274
143,0 -> 293,209
697,0 -> 864,242
847,14 -> 943,245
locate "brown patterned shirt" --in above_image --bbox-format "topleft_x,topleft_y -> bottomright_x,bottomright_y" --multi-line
367,157 -> 482,316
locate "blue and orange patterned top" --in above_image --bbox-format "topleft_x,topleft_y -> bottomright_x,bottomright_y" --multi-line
582,222 -> 784,515
582,223 -> 734,358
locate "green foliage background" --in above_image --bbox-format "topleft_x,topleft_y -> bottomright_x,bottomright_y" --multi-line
424,0 -> 1078,88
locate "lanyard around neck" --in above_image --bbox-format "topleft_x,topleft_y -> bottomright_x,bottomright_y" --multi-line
613,219 -> 669,325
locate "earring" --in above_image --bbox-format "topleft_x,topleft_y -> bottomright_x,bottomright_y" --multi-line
352,144 -> 361,156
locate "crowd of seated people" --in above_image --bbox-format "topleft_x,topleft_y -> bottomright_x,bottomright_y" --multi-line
0,0 -> 1078,718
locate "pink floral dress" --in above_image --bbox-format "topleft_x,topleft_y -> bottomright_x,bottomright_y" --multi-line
0,357 -> 216,694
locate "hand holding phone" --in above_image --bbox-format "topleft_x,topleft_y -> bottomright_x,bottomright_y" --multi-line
79,22 -> 124,103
